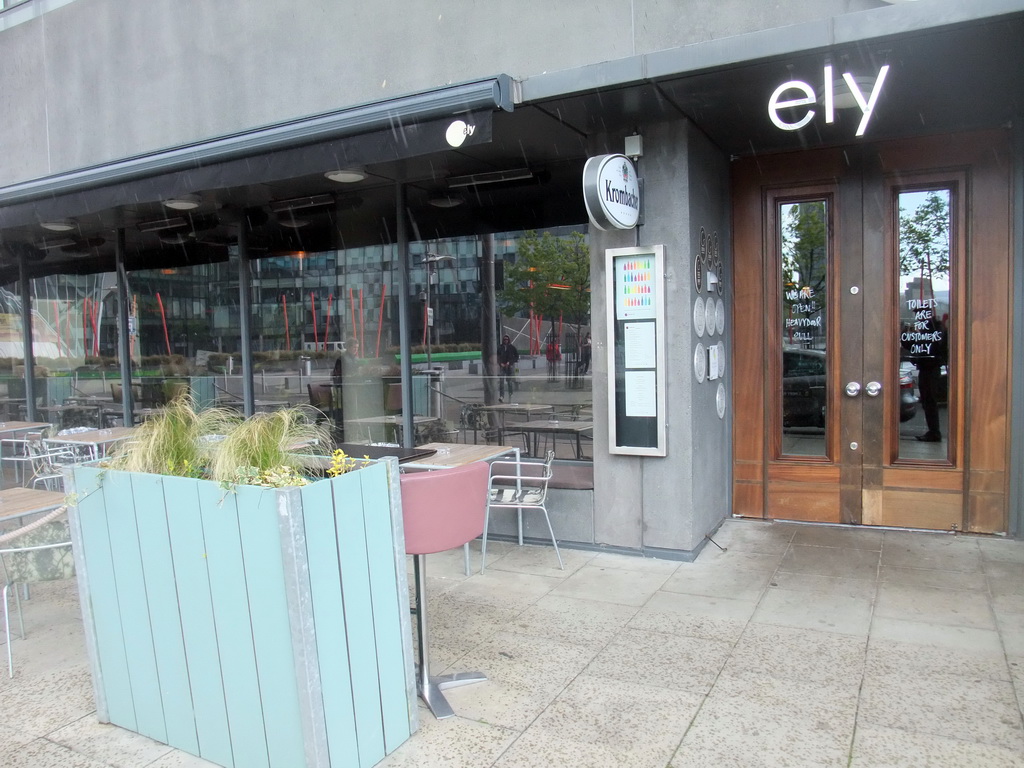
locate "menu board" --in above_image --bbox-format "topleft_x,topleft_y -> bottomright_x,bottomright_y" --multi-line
606,245 -> 667,456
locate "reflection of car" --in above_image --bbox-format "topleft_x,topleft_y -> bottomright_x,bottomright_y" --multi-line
900,360 -> 947,405
782,349 -> 918,429
782,349 -> 827,428
898,368 -> 919,422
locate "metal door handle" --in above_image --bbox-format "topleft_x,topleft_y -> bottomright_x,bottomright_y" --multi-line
865,381 -> 882,397
845,381 -> 861,397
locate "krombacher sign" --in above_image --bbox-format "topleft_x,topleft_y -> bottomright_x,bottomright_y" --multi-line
583,154 -> 641,231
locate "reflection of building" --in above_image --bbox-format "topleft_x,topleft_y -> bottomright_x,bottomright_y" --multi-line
0,1 -> 1021,548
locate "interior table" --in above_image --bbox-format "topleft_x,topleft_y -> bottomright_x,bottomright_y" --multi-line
516,420 -> 594,460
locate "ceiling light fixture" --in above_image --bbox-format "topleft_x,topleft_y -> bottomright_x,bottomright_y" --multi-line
36,237 -> 78,250
269,194 -> 335,213
324,169 -> 366,183
278,216 -> 310,229
163,194 -> 202,211
40,219 -> 76,232
158,231 -> 193,245
428,195 -> 464,209
138,216 -> 189,232
447,168 -> 534,188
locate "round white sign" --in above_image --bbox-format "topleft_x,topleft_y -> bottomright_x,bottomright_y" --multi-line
582,154 -> 641,230
694,343 -> 706,383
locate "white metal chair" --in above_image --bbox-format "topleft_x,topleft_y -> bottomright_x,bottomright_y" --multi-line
0,435 -> 38,487
26,436 -> 78,491
482,450 -> 563,572
0,506 -> 74,677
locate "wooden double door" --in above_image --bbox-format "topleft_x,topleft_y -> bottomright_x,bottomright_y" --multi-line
732,131 -> 1013,532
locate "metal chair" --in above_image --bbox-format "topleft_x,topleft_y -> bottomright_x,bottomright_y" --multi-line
0,507 -> 74,677
26,435 -> 79,490
482,450 -> 563,572
400,461 -> 490,719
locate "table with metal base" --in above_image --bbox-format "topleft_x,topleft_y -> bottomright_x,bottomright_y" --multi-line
411,553 -> 487,719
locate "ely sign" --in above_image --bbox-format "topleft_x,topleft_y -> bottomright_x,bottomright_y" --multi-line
768,64 -> 890,138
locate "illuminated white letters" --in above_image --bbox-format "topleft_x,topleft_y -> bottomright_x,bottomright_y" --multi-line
768,64 -> 890,138
768,80 -> 817,131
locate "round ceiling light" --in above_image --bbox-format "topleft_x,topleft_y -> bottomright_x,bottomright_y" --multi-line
40,219 -> 76,232
324,169 -> 366,183
163,194 -> 202,211
428,195 -> 463,209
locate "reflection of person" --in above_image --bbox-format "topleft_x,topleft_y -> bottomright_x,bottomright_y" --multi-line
904,317 -> 947,443
342,337 -> 361,375
330,338 -> 361,439
546,336 -> 561,381
580,332 -> 592,374
497,334 -> 519,402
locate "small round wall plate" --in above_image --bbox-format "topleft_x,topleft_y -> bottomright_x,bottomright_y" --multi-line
693,297 -> 705,337
694,343 -> 706,383
704,297 -> 716,338
716,298 -> 726,335
716,382 -> 726,418
717,341 -> 726,375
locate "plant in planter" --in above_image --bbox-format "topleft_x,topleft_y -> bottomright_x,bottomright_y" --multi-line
68,398 -> 417,768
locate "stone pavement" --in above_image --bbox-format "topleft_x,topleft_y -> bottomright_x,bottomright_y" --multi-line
3,519 -> 1023,767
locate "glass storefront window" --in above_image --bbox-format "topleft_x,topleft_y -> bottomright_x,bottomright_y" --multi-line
896,187 -> 952,461
11,228 -> 593,461
778,199 -> 829,458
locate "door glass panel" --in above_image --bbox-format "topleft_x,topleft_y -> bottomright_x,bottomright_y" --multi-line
779,200 -> 829,457
896,188 -> 951,461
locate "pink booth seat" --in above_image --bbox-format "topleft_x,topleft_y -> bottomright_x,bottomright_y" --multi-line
400,461 -> 490,719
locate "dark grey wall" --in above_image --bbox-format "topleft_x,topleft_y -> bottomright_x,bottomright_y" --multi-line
0,0 -> 891,187
588,118 -> 730,555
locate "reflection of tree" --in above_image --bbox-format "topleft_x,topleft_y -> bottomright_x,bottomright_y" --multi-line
499,230 -> 591,347
780,202 -> 828,349
899,191 -> 949,289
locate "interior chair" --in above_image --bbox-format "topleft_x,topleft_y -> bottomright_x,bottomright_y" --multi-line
306,384 -> 334,424
400,461 -> 490,719
0,507 -> 74,677
482,450 -> 563,572
162,380 -> 188,404
384,383 -> 403,415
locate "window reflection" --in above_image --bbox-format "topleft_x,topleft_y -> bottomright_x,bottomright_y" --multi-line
13,229 -> 594,461
896,188 -> 951,461
779,200 -> 829,457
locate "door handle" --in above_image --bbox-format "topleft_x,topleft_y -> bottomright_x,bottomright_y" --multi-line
865,381 -> 882,397
845,381 -> 862,397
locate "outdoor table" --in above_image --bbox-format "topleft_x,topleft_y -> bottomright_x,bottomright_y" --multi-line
404,442 -> 519,469
516,420 -> 594,460
0,486 -> 66,529
44,426 -> 136,460
0,422 -> 52,437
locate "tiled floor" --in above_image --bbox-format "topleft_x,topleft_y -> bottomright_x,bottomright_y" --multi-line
3,519 -> 1024,767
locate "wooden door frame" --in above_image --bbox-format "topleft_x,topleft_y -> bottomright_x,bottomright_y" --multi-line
731,129 -> 1013,533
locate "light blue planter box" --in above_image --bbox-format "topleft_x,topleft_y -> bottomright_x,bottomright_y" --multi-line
66,459 -> 417,768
